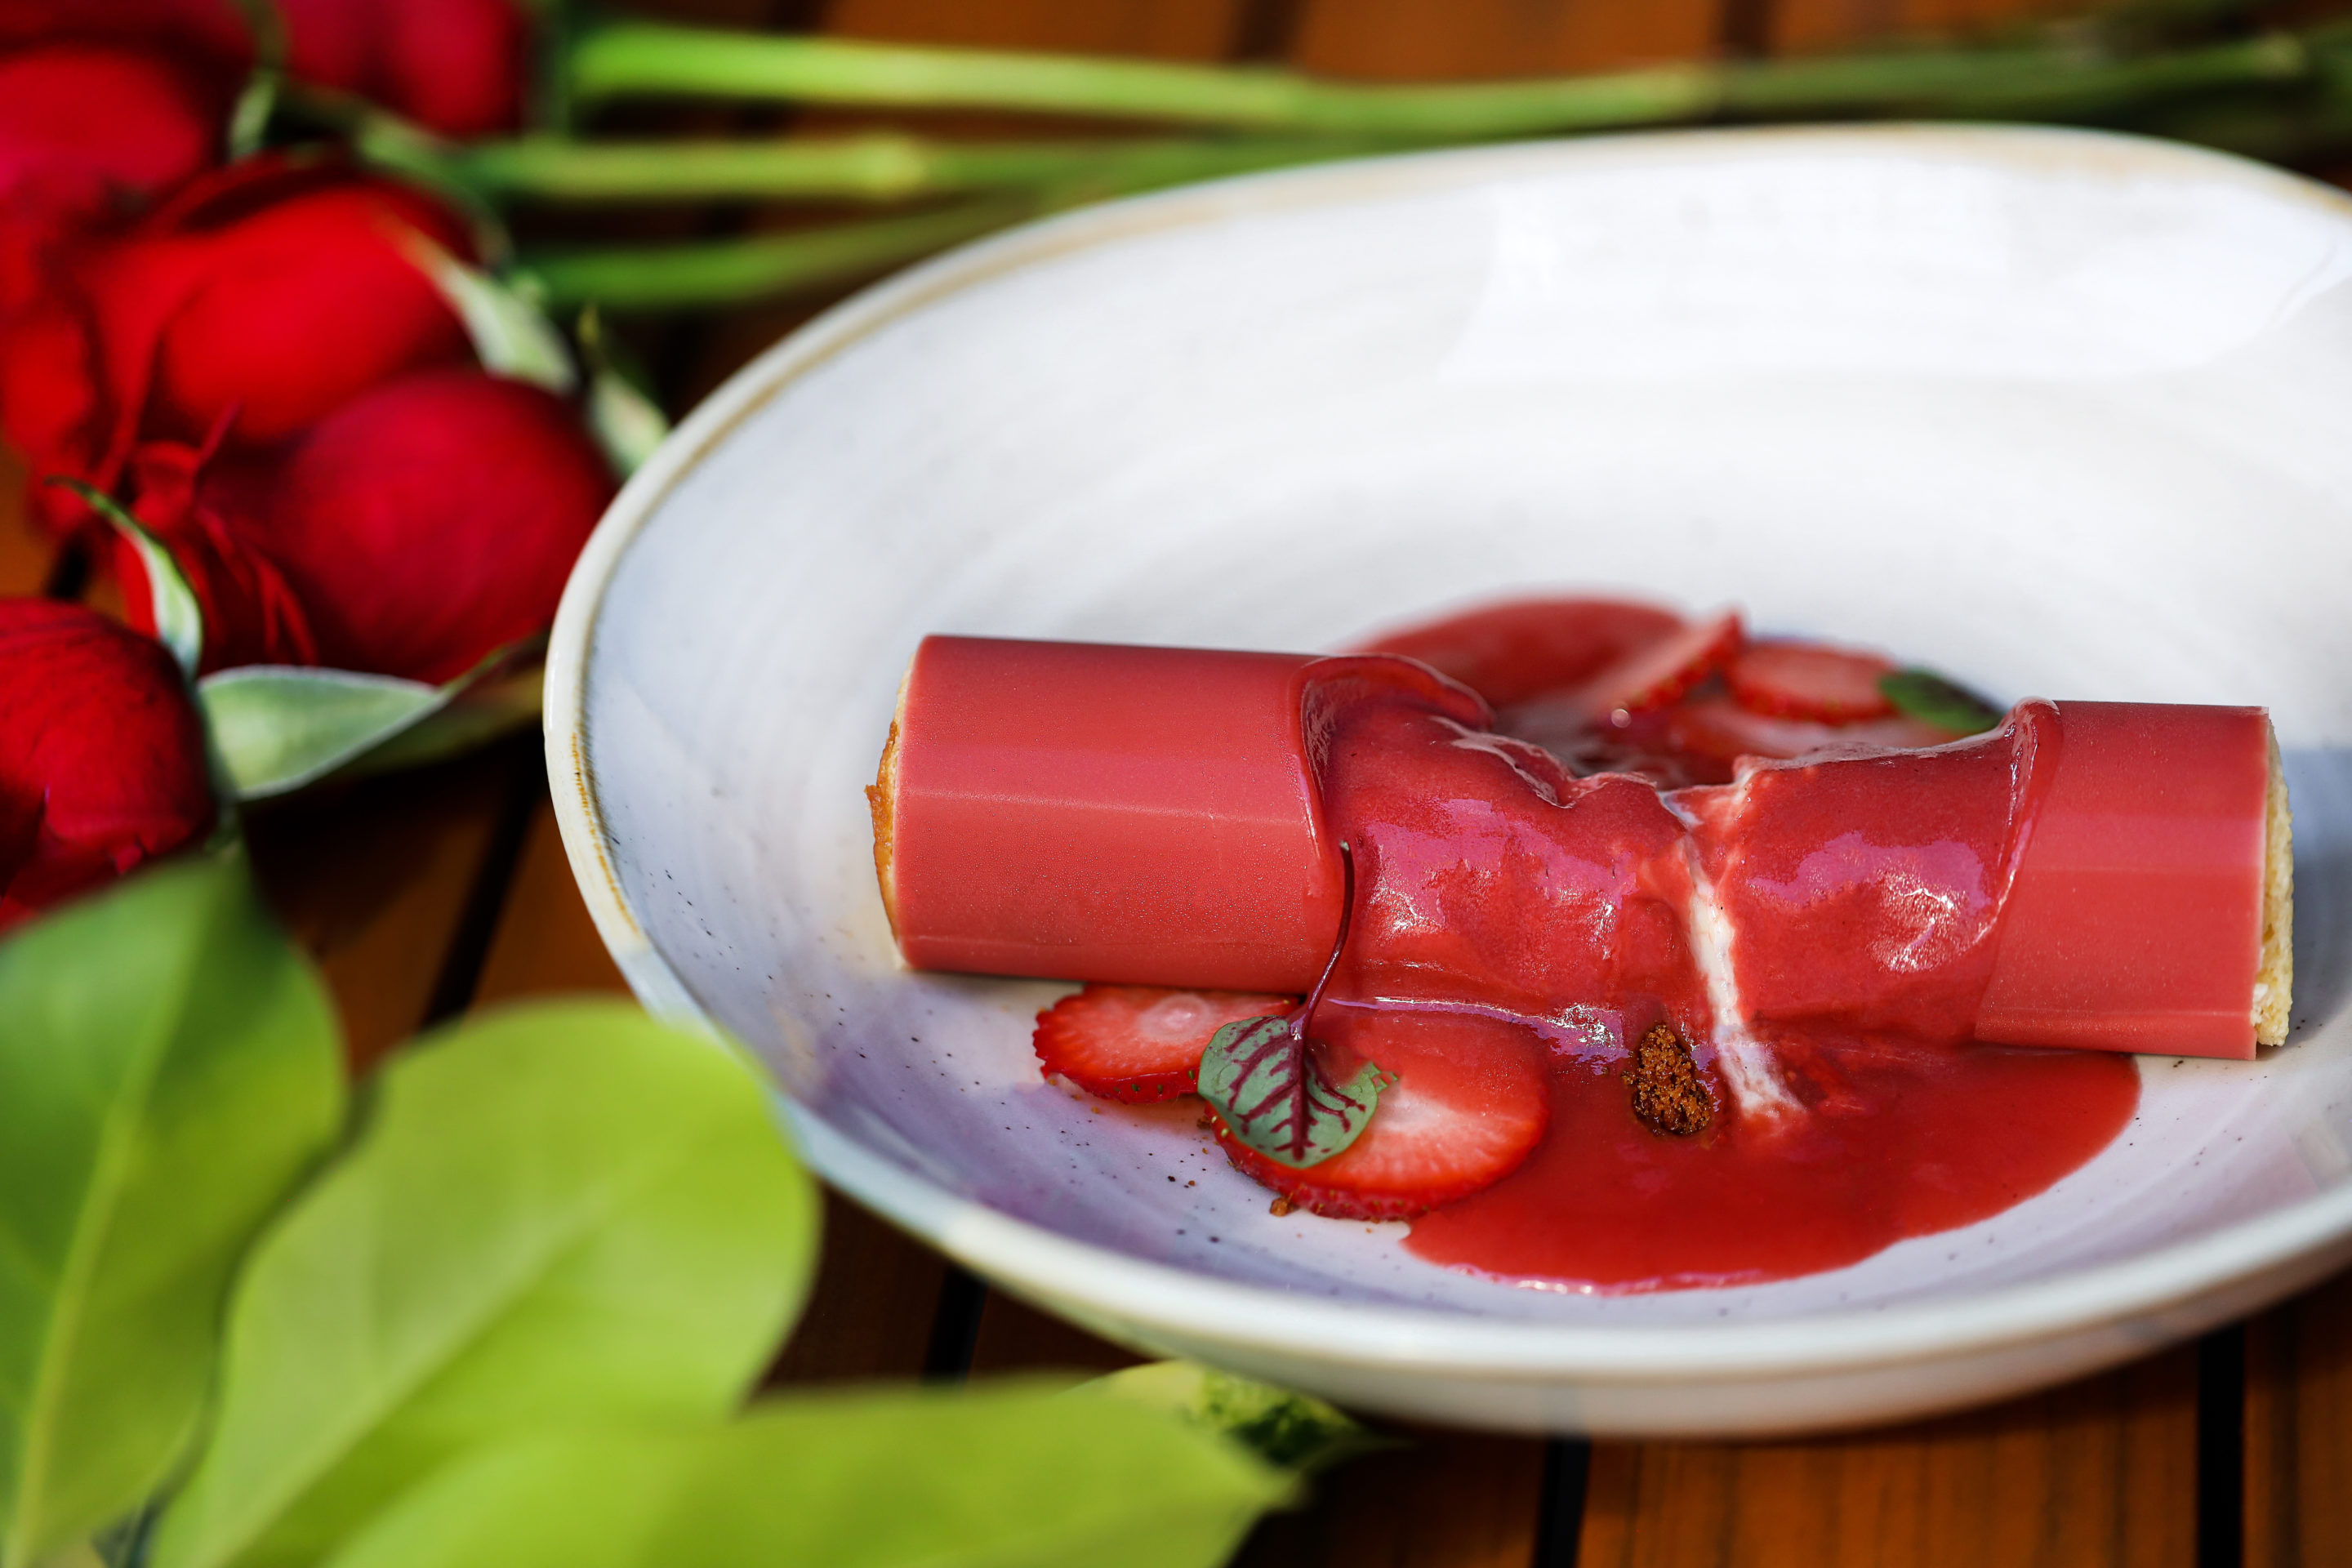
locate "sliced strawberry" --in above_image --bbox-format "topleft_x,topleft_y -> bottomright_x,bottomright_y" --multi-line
1356,597 -> 1685,709
1727,639 -> 1897,722
1668,694 -> 1958,768
1034,985 -> 1295,1103
1215,1009 -> 1548,1220
1572,608 -> 1743,718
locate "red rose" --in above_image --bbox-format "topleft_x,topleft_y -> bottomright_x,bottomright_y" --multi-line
0,0 -> 529,136
0,44 -> 225,226
280,0 -> 530,137
254,369 -> 612,683
1,163 -> 474,537
114,431 -> 318,674
0,2 -> 246,63
105,165 -> 478,448
0,598 -> 212,931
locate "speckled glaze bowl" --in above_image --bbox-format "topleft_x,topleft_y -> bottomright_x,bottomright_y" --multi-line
546,126 -> 2352,1435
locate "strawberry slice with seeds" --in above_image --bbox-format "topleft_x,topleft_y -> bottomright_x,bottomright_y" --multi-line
1034,985 -> 1295,1103
1356,596 -> 1686,708
1499,608 -> 1743,743
1668,694 -> 1958,768
1727,639 -> 1897,722
1585,608 -> 1743,715
1216,1009 -> 1548,1220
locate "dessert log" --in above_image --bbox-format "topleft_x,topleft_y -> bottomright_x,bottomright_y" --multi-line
867,614 -> 2292,1290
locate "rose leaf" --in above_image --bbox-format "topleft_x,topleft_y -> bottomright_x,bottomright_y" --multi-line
317,1381 -> 1294,1568
149,1002 -> 817,1568
0,853 -> 343,1568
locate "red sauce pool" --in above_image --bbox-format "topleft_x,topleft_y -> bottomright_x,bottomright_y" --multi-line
1308,609 -> 2143,1293
1406,1029 -> 2136,1290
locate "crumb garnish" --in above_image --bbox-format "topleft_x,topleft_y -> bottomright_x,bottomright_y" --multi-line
1626,1022 -> 1713,1136
1269,1196 -> 1293,1217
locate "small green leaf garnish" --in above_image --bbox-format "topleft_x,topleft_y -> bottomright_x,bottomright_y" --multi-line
1197,844 -> 1388,1169
1879,667 -> 2002,736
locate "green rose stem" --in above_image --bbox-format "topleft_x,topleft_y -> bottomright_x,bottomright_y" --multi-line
516,200 -> 1029,310
564,21 -> 2310,136
430,131 -> 1377,205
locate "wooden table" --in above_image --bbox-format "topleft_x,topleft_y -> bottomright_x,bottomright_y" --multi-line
9,1 -> 2350,1562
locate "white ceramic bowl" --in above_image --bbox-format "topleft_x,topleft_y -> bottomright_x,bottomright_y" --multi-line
547,126 -> 2352,1436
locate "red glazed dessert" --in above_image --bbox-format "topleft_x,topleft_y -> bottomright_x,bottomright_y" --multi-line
869,600 -> 2293,1292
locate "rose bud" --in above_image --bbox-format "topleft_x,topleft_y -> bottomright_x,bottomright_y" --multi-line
251,368 -> 613,684
0,2 -> 247,62
4,163 -> 481,539
0,43 -> 225,230
0,0 -> 529,137
100,163 -> 478,448
0,597 -> 212,932
280,0 -> 530,137
113,432 -> 319,674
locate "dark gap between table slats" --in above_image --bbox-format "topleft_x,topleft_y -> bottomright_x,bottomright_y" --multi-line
422,739 -> 547,1025
1532,1437 -> 1592,1567
922,1264 -> 988,1379
2201,1323 -> 2247,1568
1231,0 -> 1307,61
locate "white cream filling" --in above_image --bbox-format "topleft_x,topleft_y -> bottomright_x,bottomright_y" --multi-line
1666,780 -> 1800,1128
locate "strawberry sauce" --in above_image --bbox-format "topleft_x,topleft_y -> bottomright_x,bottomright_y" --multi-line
1406,1032 -> 2136,1290
1310,651 -> 2141,1293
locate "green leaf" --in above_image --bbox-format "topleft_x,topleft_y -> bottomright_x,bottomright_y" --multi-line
1879,667 -> 2003,737
319,1382 -> 1295,1568
198,648 -> 543,802
198,670 -> 449,801
0,853 -> 344,1568
576,309 -> 668,476
332,663 -> 543,782
1089,1361 -> 1380,1474
55,482 -> 202,679
399,234 -> 577,394
150,1003 -> 816,1568
1198,1016 -> 1389,1170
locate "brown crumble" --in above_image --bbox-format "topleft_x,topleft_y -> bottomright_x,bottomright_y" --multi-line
1269,1196 -> 1294,1217
1625,1021 -> 1713,1136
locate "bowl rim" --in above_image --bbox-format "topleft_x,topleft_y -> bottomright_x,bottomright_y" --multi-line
546,123 -> 2352,1380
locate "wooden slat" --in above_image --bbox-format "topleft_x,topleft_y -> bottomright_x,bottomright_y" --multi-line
1579,1348 -> 2198,1568
766,1191 -> 953,1384
1236,1430 -> 1551,1568
467,796 -> 629,1002
1769,0 -> 2071,55
964,1291 -> 1142,1374
825,0 -> 1249,57
247,747 -> 528,1074
1285,0 -> 1724,78
2247,1271 -> 2352,1568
